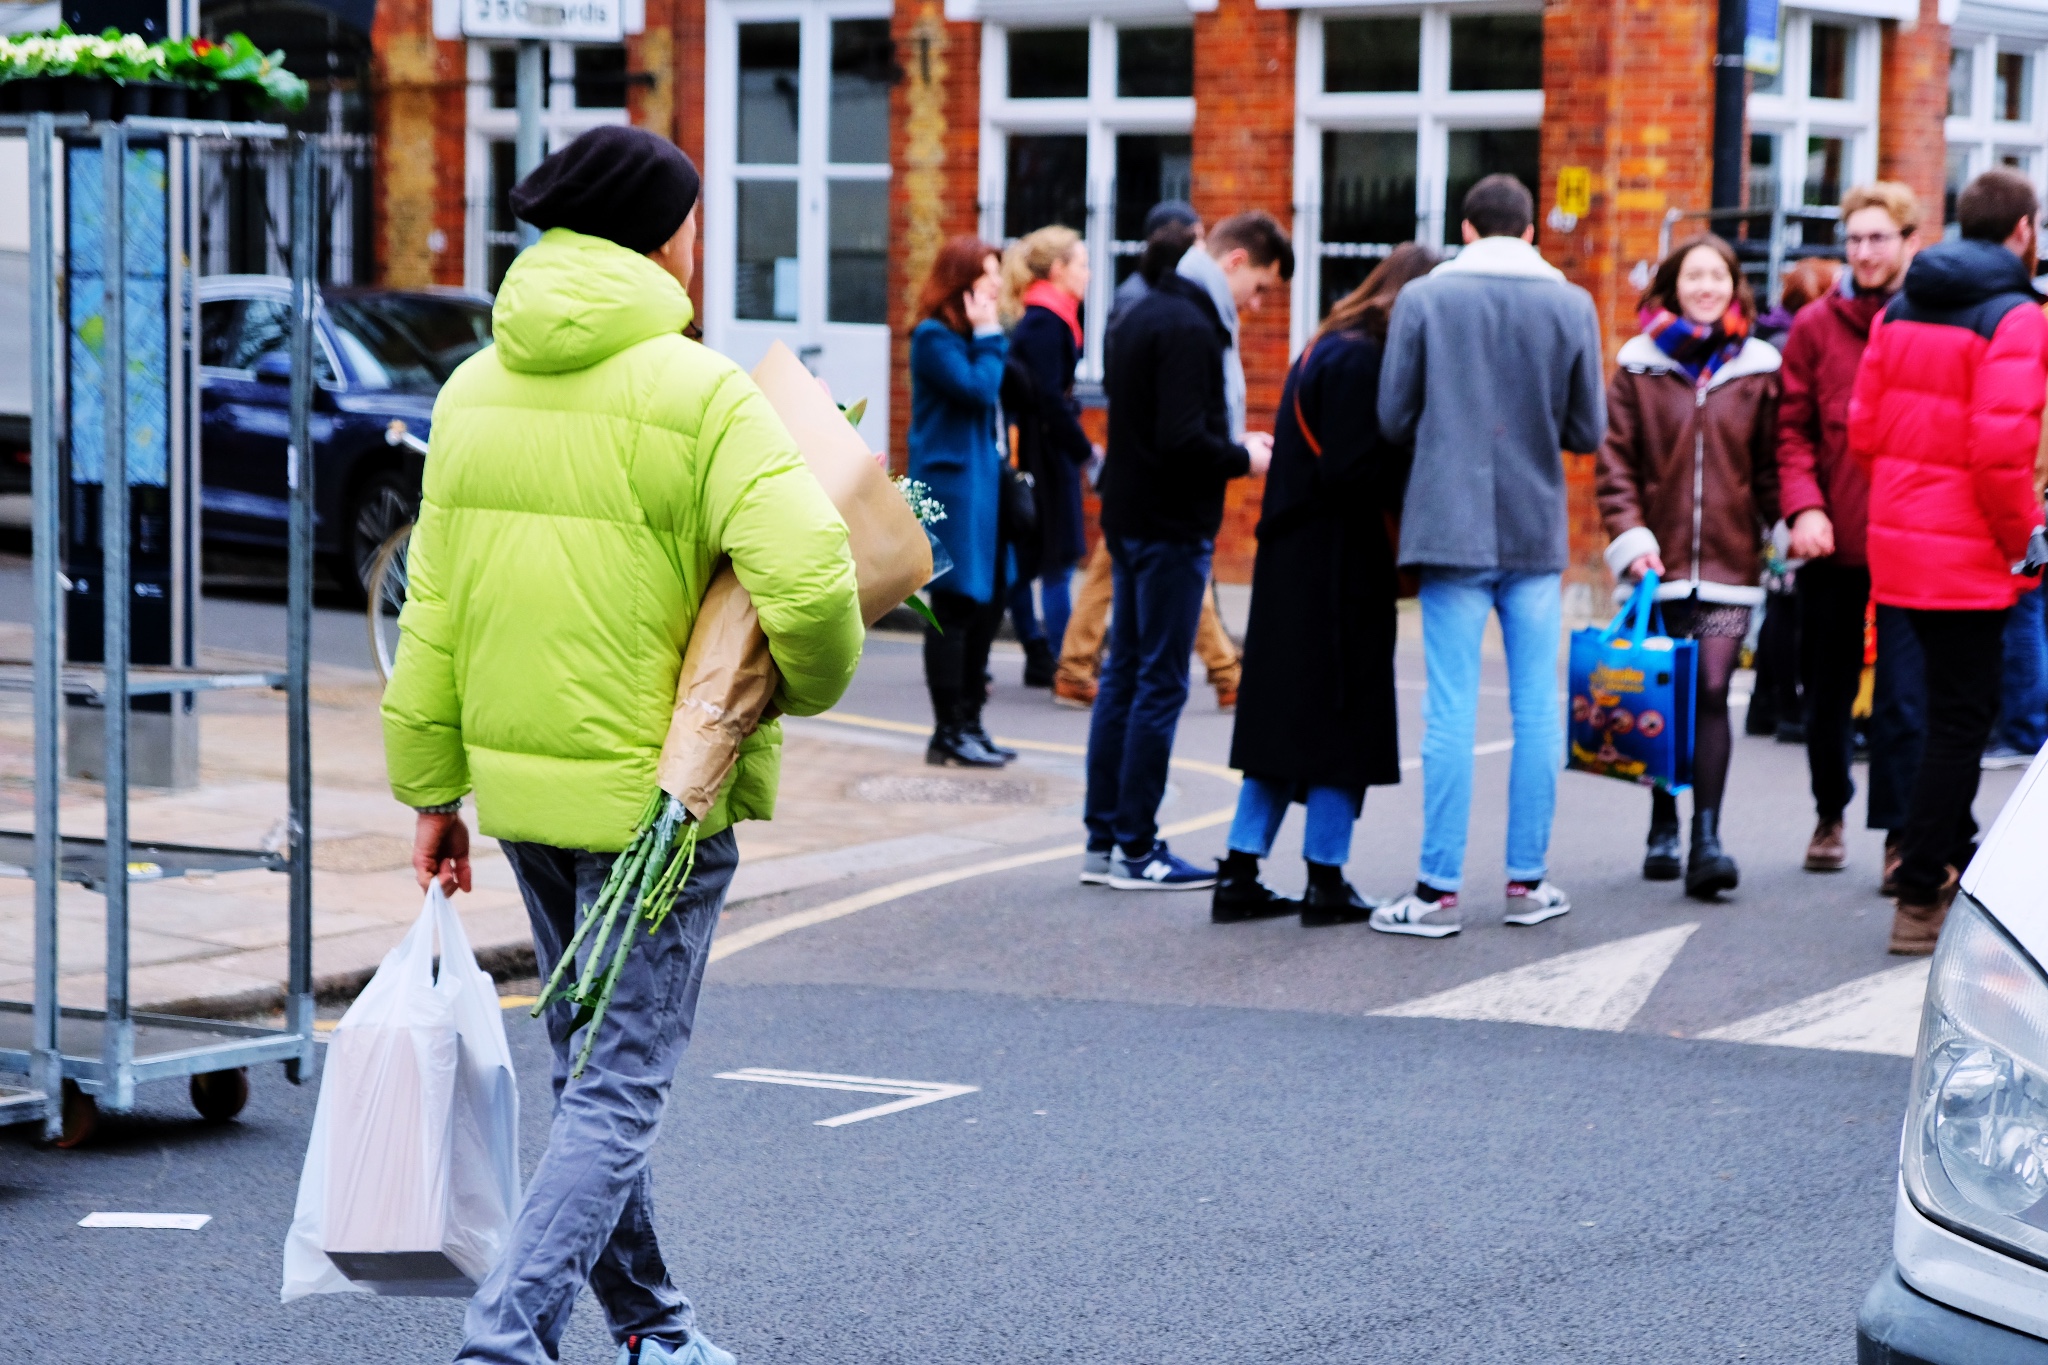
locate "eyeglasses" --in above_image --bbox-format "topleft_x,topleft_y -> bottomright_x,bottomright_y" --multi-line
1845,231 -> 1904,249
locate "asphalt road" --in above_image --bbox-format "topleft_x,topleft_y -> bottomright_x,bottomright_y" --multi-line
3,608 -> 2023,1363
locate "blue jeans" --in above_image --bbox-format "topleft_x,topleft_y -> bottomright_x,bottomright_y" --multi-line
1228,775 -> 1365,866
1417,568 -> 1562,891
1869,604 -> 1927,833
460,831 -> 738,1365
1007,568 -> 1074,650
1996,583 -> 2048,754
1084,536 -> 1211,854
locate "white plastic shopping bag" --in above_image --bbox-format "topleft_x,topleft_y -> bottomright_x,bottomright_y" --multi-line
281,885 -> 521,1301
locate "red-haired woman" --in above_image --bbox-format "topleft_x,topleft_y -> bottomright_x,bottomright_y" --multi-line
1598,233 -> 1781,899
910,236 -> 1014,767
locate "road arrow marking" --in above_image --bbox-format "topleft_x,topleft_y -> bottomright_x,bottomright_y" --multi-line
1373,924 -> 1699,1032
1699,960 -> 1931,1056
714,1067 -> 979,1127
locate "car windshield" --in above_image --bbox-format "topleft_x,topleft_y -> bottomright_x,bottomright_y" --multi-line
324,295 -> 493,394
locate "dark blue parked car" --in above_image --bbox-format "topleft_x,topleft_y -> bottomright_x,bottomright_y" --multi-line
196,276 -> 493,595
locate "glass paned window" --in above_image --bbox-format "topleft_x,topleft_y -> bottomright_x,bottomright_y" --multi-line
489,46 -> 549,110
1112,133 -> 1192,282
1748,131 -> 1780,208
829,180 -> 889,323
199,300 -> 240,368
1449,14 -> 1543,92
1445,128 -> 1539,243
1804,135 -> 1846,206
1323,17 -> 1420,93
1810,22 -> 1854,100
1946,144 -> 1972,230
1118,27 -> 1192,98
831,20 -> 892,163
1320,130 -> 1417,316
738,23 -> 801,164
1008,28 -> 1088,99
1004,134 -> 1087,238
735,180 -> 800,319
487,139 -> 519,294
1997,50 -> 2032,123
1951,46 -> 1974,119
573,45 -> 627,108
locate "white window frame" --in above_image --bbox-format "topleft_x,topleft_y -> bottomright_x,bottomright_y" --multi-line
1745,10 -> 1882,221
1945,30 -> 2048,225
980,17 -> 1196,382
462,41 -> 631,294
1289,3 -> 1542,353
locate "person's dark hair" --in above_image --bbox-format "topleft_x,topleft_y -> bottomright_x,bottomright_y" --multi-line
1461,173 -> 1535,239
1317,242 -> 1440,343
1139,219 -> 1200,285
1207,210 -> 1296,281
1956,168 -> 2040,243
1142,199 -> 1200,236
917,235 -> 1000,334
1638,233 -> 1756,322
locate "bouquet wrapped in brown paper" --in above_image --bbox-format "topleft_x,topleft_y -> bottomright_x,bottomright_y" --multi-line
658,339 -> 934,815
530,341 -> 940,1075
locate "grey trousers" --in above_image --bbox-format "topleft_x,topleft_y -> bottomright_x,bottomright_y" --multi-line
457,828 -> 738,1365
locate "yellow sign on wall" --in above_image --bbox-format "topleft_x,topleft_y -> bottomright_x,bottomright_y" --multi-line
1557,166 -> 1593,219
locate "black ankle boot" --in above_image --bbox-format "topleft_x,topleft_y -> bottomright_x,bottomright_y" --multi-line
1686,808 -> 1739,899
1022,638 -> 1055,688
1300,861 -> 1379,927
1644,789 -> 1681,881
927,702 -> 1006,768
961,704 -> 1016,762
1211,852 -> 1296,923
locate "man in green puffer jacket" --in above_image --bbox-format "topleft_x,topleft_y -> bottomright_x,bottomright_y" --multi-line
380,126 -> 861,1365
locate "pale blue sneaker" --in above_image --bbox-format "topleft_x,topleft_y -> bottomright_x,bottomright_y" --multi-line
618,1333 -> 737,1365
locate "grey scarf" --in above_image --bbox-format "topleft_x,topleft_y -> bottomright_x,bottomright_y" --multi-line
1176,245 -> 1246,440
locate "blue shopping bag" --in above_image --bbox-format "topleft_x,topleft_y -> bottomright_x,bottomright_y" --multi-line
1566,573 -> 1697,792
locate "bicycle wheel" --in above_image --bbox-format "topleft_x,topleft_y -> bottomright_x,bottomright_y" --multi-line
366,521 -> 412,682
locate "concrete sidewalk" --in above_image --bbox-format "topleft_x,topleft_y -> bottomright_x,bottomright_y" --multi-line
0,623 -> 1085,1018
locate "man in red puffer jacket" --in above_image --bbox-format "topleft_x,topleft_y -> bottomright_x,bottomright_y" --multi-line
1850,167 -> 2048,955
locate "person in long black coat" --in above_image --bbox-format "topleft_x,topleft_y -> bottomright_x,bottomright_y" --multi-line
1216,243 -> 1440,927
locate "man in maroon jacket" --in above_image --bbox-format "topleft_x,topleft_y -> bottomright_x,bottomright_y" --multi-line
1849,168 -> 2048,953
1777,182 -> 1918,878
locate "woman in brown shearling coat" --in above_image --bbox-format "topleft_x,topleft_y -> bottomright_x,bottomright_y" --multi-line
1598,233 -> 1782,901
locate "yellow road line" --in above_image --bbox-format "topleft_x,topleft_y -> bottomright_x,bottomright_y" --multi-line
808,710 -> 1243,782
708,804 -> 1238,964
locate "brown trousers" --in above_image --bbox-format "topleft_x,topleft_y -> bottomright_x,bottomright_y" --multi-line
1055,537 -> 1241,690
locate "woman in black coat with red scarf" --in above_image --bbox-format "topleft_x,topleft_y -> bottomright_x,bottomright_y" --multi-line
1216,243 -> 1439,926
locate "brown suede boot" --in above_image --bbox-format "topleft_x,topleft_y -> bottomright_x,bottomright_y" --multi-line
1804,819 -> 1847,872
1890,868 -> 1960,956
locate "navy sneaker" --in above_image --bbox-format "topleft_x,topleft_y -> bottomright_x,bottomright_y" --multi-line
1108,840 -> 1218,891
1080,848 -> 1114,885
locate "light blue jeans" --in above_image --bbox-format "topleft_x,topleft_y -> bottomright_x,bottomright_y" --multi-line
1227,775 -> 1365,867
1417,568 -> 1562,892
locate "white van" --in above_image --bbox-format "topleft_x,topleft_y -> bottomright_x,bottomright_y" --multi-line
1860,751 -> 2048,1362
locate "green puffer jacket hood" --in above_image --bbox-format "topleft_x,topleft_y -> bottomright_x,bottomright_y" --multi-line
382,228 -> 864,852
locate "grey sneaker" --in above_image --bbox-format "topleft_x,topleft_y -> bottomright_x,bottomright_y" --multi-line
1503,879 -> 1570,926
1080,848 -> 1113,885
1982,743 -> 2037,770
1369,891 -> 1462,938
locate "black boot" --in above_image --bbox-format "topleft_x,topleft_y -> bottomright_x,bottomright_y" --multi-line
1022,637 -> 1055,688
1644,789 -> 1681,881
1685,809 -> 1740,900
961,702 -> 1016,762
1211,851 -> 1296,923
927,699 -> 1006,768
1300,861 -> 1380,927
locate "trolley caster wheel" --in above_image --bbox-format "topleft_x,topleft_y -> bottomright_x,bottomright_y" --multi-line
54,1079 -> 98,1149
190,1068 -> 250,1123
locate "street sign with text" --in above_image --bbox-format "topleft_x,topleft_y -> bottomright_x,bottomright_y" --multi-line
463,0 -> 622,42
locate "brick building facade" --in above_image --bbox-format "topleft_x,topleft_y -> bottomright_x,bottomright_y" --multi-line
361,0 -> 2048,586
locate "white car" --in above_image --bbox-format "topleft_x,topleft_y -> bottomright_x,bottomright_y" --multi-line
1861,750 -> 2048,1362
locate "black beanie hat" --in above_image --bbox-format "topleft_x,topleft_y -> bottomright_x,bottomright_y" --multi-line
509,125 -> 702,255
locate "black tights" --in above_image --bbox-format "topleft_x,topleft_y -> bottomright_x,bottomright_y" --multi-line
923,587 -> 1003,722
1652,633 -> 1741,823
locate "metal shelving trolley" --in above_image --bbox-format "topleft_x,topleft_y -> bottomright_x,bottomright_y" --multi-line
0,110 -> 321,1145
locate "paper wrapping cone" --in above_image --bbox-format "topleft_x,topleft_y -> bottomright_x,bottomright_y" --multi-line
656,341 -> 934,818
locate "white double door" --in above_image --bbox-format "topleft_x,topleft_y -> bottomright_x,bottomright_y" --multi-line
705,0 -> 892,446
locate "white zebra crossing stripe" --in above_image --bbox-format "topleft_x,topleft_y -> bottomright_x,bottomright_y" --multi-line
1698,961 -> 1931,1057
1372,924 -> 1699,1032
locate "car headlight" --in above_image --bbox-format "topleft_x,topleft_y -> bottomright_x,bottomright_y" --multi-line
1904,892 -> 2048,1266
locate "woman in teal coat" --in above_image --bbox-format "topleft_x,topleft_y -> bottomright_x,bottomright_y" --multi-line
909,235 -> 1013,767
